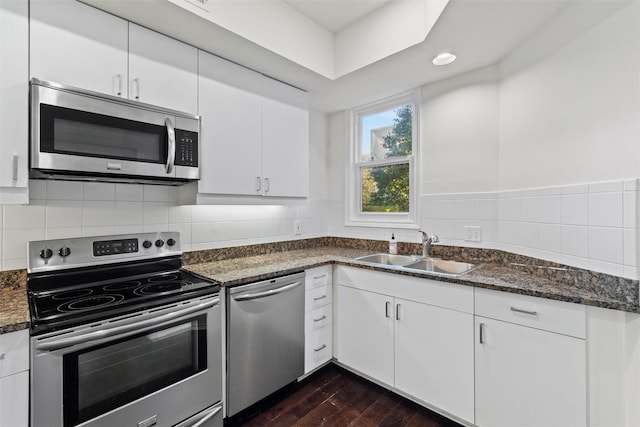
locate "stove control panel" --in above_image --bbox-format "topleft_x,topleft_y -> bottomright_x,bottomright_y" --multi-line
28,232 -> 181,273
93,238 -> 138,257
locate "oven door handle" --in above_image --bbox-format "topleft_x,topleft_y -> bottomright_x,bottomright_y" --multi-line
35,297 -> 219,351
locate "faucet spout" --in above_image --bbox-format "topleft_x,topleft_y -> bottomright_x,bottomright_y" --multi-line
420,231 -> 439,258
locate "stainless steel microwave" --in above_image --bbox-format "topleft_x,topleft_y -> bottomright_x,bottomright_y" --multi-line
30,78 -> 200,185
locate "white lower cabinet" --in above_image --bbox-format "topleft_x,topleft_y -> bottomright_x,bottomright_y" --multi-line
0,330 -> 29,427
303,266 -> 333,374
474,288 -> 587,427
335,266 -> 474,423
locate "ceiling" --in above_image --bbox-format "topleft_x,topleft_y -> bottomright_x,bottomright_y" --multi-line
81,0 -> 630,112
284,0 -> 392,33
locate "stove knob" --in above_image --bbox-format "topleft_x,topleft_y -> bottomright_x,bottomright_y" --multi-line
155,239 -> 165,248
142,240 -> 153,249
39,248 -> 53,260
58,246 -> 71,258
166,238 -> 176,247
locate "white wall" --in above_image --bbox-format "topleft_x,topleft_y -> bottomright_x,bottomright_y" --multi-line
498,0 -> 640,189
328,1 -> 640,279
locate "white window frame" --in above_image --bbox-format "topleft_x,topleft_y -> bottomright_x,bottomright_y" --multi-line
345,89 -> 420,228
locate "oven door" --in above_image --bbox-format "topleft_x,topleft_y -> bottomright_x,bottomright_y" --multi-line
31,79 -> 199,181
30,295 -> 222,427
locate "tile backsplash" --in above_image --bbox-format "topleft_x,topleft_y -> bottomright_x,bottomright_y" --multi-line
1,178 -> 638,280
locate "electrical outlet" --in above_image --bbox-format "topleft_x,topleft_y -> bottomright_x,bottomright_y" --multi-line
294,220 -> 302,235
464,225 -> 482,242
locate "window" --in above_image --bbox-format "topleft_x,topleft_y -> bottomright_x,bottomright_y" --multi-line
346,90 -> 419,228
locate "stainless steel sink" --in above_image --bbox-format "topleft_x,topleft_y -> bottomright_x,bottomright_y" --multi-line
354,253 -> 421,266
403,258 -> 478,277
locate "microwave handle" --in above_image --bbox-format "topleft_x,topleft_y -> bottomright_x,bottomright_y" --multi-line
165,117 -> 176,174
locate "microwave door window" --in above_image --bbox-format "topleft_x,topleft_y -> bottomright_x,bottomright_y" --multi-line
41,104 -> 167,164
54,119 -> 161,162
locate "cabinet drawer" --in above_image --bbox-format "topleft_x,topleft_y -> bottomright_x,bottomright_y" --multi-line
305,305 -> 332,333
475,288 -> 586,338
304,326 -> 332,373
0,330 -> 29,377
305,284 -> 332,311
305,266 -> 332,289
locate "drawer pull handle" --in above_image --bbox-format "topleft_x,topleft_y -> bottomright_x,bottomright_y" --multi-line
510,307 -> 538,316
396,303 -> 401,321
385,301 -> 391,318
313,274 -> 327,280
313,295 -> 327,301
313,315 -> 327,322
314,344 -> 327,352
479,322 -> 486,344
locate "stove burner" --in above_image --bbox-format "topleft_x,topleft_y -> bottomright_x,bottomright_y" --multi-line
58,294 -> 125,312
51,288 -> 93,300
135,282 -> 184,296
104,281 -> 142,291
148,274 -> 179,282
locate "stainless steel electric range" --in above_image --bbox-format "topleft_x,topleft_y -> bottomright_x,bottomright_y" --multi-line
27,232 -> 223,427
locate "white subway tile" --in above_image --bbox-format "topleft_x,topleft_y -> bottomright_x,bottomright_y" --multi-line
562,184 -> 589,195
46,227 -> 82,239
590,180 -> 623,193
561,225 -> 589,258
539,196 -> 561,224
114,225 -> 142,235
521,197 -> 540,223
3,228 -> 45,260
83,201 -> 115,227
191,223 -> 213,244
589,192 -> 623,227
623,228 -> 637,267
4,204 -> 45,229
46,201 -> 83,228
3,259 -> 27,270
452,199 -> 474,220
192,205 -> 215,222
475,199 -> 498,220
29,180 -> 47,200
143,202 -> 169,225
115,184 -> 144,201
588,259 -> 624,277
589,227 -> 623,264
169,206 -> 192,224
539,224 -> 562,253
82,226 -> 115,237
83,182 -> 115,201
498,197 -> 521,221
115,202 -> 144,225
429,199 -> 453,220
623,266 -> 639,280
47,181 -> 83,200
170,223 -> 192,245
562,255 -> 590,270
623,191 -> 637,229
143,186 -> 178,203
143,223 -> 170,233
562,194 -> 588,226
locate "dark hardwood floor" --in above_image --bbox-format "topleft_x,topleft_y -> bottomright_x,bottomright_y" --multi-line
229,364 -> 463,427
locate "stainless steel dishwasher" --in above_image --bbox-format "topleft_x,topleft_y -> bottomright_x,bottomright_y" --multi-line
227,272 -> 305,417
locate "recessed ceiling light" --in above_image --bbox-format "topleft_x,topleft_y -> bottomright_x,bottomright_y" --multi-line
432,52 -> 456,66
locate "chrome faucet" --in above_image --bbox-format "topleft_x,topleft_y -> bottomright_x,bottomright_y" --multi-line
420,231 -> 439,258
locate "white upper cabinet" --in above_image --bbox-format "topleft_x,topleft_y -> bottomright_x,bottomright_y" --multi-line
0,0 -> 29,202
261,76 -> 309,198
197,50 -> 263,195
30,0 -> 128,97
128,23 -> 198,114
30,1 -> 198,114
196,52 -> 309,199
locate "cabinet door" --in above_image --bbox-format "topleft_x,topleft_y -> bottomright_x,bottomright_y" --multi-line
30,0 -> 128,96
197,50 -> 263,195
0,0 -> 28,194
337,286 -> 394,386
128,24 -> 198,114
261,76 -> 309,198
395,299 -> 474,423
475,317 -> 587,427
0,371 -> 29,427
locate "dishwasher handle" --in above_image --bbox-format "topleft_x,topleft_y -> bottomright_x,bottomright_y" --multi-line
233,280 -> 303,301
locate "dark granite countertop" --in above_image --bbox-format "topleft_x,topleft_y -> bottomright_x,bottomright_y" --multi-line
184,245 -> 639,314
2,238 -> 639,333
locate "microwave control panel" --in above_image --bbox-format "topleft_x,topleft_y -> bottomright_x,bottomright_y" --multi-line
175,130 -> 198,167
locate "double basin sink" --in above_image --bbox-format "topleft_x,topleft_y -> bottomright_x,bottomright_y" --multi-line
353,253 -> 478,277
